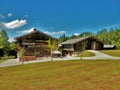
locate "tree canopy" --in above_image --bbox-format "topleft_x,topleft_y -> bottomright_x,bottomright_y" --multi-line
58,28 -> 120,49
0,29 -> 9,49
96,28 -> 120,49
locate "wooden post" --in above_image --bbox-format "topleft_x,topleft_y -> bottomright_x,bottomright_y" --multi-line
34,44 -> 36,59
51,45 -> 53,61
80,51 -> 82,60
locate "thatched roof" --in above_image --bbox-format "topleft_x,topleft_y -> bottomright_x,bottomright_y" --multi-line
61,36 -> 103,45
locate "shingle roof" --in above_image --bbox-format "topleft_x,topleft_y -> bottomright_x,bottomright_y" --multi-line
15,29 -> 56,40
60,36 -> 103,45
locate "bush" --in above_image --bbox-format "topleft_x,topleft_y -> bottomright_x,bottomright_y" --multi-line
1,55 -> 9,60
0,56 -> 15,60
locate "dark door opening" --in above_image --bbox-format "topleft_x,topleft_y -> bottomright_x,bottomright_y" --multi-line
86,41 -> 92,50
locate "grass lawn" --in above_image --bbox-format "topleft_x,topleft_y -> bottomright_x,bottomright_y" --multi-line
77,50 -> 95,57
0,60 -> 120,90
100,50 -> 120,57
0,60 -> 6,63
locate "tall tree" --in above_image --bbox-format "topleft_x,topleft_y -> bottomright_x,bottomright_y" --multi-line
79,32 -> 93,37
96,29 -> 108,43
0,29 -> 9,48
96,28 -> 120,49
0,29 -> 10,55
59,34 -> 68,43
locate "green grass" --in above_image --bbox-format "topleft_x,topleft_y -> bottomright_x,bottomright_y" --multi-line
1,60 -> 120,90
0,60 -> 6,63
100,50 -> 120,57
77,50 -> 95,57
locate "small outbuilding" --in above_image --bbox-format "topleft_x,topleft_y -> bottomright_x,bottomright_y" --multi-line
52,51 -> 62,58
103,44 -> 116,50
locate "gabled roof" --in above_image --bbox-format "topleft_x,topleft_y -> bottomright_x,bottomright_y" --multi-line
15,29 -> 56,40
60,36 -> 103,45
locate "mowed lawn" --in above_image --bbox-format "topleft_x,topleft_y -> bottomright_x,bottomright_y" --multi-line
0,60 -> 120,90
77,50 -> 95,57
100,50 -> 120,57
0,60 -> 6,63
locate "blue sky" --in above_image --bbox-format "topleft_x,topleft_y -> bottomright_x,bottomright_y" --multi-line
0,0 -> 120,41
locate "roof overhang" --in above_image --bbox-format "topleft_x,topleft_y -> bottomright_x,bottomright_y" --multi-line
60,36 -> 104,45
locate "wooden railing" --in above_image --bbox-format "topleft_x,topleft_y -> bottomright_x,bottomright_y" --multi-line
20,56 -> 36,61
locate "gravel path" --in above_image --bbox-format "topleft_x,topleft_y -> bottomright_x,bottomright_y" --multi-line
87,50 -> 120,59
0,50 -> 120,67
0,59 -> 22,67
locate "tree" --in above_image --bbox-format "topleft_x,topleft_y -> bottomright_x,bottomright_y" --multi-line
0,29 -> 10,56
59,34 -> 68,43
47,38 -> 58,61
79,32 -> 93,37
96,28 -> 108,43
9,42 -> 16,50
65,32 -> 93,40
109,28 -> 120,49
18,47 -> 26,62
96,28 -> 120,49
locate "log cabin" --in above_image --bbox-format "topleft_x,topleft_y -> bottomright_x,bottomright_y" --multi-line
15,29 -> 56,61
60,36 -> 104,56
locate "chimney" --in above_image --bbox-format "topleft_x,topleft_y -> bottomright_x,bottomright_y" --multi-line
33,28 -> 37,31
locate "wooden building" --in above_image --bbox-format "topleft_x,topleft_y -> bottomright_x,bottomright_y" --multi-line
60,36 -> 104,56
15,29 -> 56,61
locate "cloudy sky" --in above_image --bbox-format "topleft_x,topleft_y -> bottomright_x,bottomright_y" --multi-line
0,0 -> 120,41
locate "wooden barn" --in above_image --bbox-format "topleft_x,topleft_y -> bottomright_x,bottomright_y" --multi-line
60,36 -> 104,56
15,29 -> 56,61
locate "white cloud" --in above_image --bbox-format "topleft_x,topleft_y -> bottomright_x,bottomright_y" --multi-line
44,30 -> 66,35
44,31 -> 51,35
0,14 -> 5,19
0,19 -> 27,30
59,31 -> 66,34
8,37 -> 15,42
74,33 -> 79,36
16,28 -> 35,34
8,13 -> 13,17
